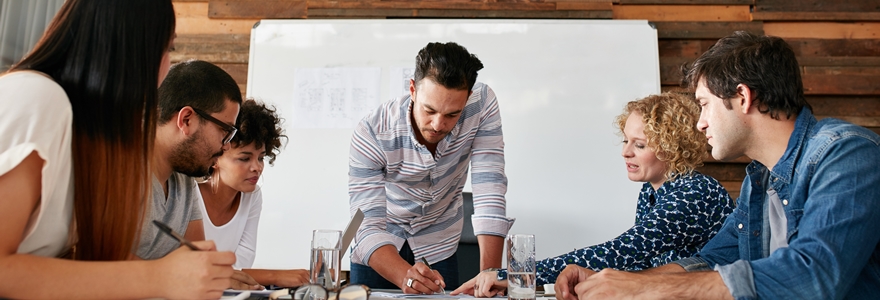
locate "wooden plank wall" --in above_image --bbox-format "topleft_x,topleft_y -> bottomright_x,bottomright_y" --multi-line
171,0 -> 880,200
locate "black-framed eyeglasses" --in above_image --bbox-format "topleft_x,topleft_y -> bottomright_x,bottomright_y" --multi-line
269,284 -> 371,300
191,107 -> 237,145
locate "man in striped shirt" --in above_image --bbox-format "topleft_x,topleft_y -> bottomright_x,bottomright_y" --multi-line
348,42 -> 514,294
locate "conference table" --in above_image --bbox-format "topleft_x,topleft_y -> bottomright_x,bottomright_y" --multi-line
221,288 -> 558,300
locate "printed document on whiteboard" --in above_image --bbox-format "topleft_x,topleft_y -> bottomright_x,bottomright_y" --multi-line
291,67 -> 381,129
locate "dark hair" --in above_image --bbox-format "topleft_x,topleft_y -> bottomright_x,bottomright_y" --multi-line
684,31 -> 810,120
232,99 -> 286,164
158,59 -> 243,124
9,0 -> 175,261
414,42 -> 484,91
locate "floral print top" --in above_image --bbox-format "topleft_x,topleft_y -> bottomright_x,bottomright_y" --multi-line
499,171 -> 734,285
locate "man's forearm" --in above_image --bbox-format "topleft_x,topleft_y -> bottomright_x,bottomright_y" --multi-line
638,263 -> 686,274
477,235 -> 504,270
368,245 -> 412,287
572,267 -> 732,300
659,271 -> 732,300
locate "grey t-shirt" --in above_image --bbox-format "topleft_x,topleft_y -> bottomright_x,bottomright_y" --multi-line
136,172 -> 203,259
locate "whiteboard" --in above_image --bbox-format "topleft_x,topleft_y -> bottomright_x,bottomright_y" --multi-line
246,19 -> 660,270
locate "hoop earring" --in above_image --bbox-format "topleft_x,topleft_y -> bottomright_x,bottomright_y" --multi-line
211,169 -> 220,194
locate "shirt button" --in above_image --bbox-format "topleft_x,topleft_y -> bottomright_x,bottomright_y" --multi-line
783,199 -> 789,205
738,223 -> 743,229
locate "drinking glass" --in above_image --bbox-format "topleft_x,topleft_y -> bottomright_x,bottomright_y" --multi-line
310,229 -> 341,290
506,234 -> 536,300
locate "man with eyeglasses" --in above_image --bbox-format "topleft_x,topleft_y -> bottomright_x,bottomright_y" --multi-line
135,59 -> 242,263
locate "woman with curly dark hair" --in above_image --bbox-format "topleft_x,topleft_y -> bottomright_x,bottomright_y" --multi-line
197,99 -> 309,288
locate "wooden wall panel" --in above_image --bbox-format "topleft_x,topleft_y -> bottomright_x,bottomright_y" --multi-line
754,0 -> 880,12
620,0 -> 751,4
305,1 -> 560,11
306,8 -> 612,18
174,2 -> 259,34
697,163 -> 748,183
719,181 -> 742,200
171,0 -> 880,201
209,0 -> 307,19
764,22 -> 880,39
214,63 -> 249,85
753,0 -> 880,20
613,5 -> 751,21
808,96 -> 880,118
802,74 -> 880,95
207,0 -> 613,19
170,34 -> 250,63
654,22 -> 763,39
788,39 -> 880,57
752,12 -> 880,21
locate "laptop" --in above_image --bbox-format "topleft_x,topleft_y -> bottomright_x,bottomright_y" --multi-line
257,208 -> 364,291
339,208 -> 365,256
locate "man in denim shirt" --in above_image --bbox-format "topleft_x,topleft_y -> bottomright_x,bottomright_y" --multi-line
554,31 -> 880,299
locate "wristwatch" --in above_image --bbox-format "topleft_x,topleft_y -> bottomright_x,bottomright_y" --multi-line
482,268 -> 507,281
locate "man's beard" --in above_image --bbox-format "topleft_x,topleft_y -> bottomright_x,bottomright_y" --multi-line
168,131 -> 223,177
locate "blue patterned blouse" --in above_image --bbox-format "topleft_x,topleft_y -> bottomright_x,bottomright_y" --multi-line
499,171 -> 734,285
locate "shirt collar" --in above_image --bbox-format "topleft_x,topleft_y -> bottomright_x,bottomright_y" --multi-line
404,95 -> 421,146
770,107 -> 816,184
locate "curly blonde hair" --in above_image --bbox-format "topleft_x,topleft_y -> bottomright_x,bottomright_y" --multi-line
615,92 -> 706,182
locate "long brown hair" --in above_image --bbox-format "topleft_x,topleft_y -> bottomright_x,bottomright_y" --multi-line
11,0 -> 175,260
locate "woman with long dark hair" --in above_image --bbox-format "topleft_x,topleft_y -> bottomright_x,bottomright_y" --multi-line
0,0 -> 234,298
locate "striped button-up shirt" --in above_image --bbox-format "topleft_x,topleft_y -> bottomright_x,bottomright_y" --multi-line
349,82 -> 513,266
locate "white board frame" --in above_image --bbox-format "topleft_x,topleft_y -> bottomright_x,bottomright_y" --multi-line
246,19 -> 660,270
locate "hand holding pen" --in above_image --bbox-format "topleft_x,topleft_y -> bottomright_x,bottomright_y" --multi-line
401,256 -> 446,294
420,257 -> 447,295
152,220 -> 239,298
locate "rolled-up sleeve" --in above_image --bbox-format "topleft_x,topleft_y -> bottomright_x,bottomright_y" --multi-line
349,119 -> 394,266
715,260 -> 757,300
469,85 -> 514,236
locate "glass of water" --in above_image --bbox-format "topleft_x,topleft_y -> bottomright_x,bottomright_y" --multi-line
507,234 -> 536,300
310,229 -> 341,290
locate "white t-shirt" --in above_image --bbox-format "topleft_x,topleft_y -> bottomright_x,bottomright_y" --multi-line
0,71 -> 74,257
197,185 -> 263,269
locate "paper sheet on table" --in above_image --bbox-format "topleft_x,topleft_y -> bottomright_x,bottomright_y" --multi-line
222,289 -> 275,297
371,291 -> 505,299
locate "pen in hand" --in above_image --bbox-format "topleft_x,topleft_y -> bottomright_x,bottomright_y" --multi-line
153,220 -> 200,250
420,257 -> 446,295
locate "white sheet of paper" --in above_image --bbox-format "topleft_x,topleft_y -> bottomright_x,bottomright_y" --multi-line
222,289 -> 275,297
370,291 -> 506,299
291,67 -> 381,129
389,67 -> 415,99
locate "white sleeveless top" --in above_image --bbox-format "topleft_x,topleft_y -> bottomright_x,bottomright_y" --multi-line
0,71 -> 74,257
197,185 -> 263,269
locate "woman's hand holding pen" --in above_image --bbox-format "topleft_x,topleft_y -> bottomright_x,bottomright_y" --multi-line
153,240 -> 236,299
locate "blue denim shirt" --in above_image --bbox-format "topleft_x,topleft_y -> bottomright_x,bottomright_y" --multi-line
673,108 -> 880,299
